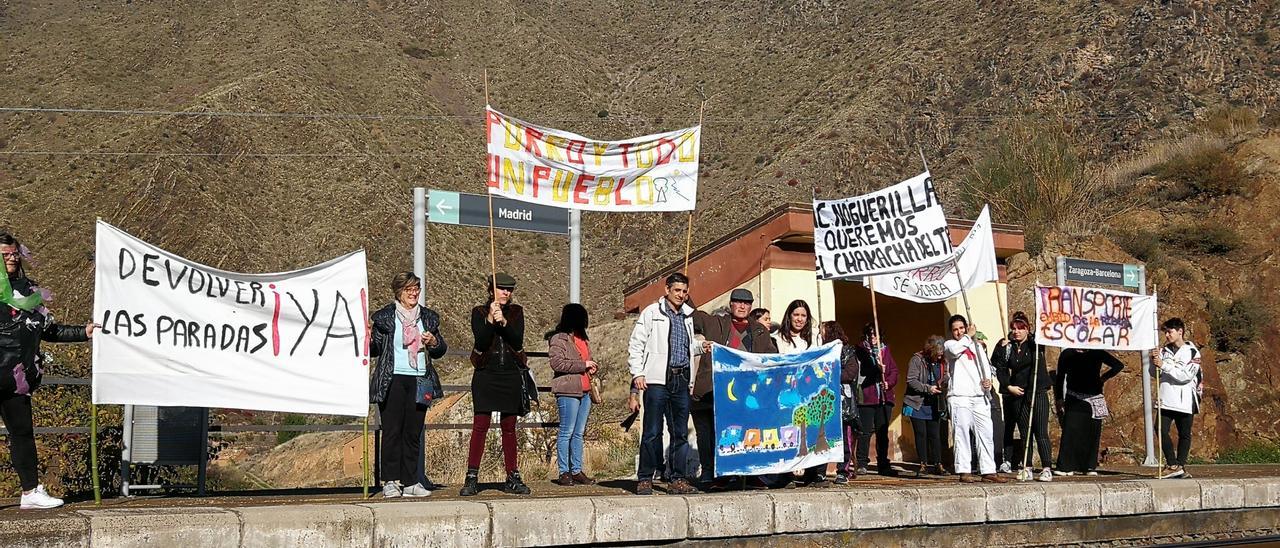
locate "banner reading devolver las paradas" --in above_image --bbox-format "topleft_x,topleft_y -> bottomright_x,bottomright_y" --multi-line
485,106 -> 700,212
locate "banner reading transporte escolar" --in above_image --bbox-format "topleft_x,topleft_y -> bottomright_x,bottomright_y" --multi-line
92,222 -> 370,416
1034,284 -> 1158,351
813,171 -> 952,279
485,106 -> 700,212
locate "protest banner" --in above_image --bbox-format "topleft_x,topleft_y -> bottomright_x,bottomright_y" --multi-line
813,171 -> 952,279
712,342 -> 843,476
485,107 -> 700,212
864,205 -> 997,303
92,222 -> 370,416
1034,284 -> 1158,351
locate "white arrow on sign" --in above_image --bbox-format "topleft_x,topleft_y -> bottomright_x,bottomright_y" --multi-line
435,200 -> 454,215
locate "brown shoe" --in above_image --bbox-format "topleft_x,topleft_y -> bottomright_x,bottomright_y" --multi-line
982,474 -> 1008,483
570,472 -> 595,485
553,472 -> 575,486
635,480 -> 654,495
668,478 -> 699,495
960,473 -> 980,483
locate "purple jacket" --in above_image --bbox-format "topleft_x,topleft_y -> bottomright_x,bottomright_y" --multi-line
856,341 -> 899,406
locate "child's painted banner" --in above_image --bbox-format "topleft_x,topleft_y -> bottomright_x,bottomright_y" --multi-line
92,222 -> 370,416
1034,284 -> 1158,351
712,342 -> 844,476
814,172 -> 952,279
485,107 -> 700,212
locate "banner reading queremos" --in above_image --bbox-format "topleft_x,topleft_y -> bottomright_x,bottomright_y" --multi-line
712,342 -> 843,476
1034,285 -> 1158,351
863,205 -> 998,303
813,171 -> 953,279
92,222 -> 370,416
485,106 -> 700,212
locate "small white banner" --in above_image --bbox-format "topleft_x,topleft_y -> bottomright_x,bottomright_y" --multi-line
486,106 -> 700,212
814,172 -> 953,279
92,222 -> 370,416
1034,285 -> 1158,351
864,205 -> 998,303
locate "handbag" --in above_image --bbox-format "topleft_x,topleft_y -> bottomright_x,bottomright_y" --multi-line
415,366 -> 444,406
518,367 -> 539,416
841,383 -> 859,422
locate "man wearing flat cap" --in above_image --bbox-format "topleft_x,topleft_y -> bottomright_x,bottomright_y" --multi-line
691,287 -> 777,490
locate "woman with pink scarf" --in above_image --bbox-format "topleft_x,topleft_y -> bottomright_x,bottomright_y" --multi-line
368,272 -> 447,498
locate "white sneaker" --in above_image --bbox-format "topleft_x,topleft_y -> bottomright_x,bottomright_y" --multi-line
382,481 -> 402,498
401,483 -> 432,498
1037,469 -> 1053,482
1085,470 -> 1099,476
998,461 -> 1012,474
20,485 -> 64,509
1053,470 -> 1074,477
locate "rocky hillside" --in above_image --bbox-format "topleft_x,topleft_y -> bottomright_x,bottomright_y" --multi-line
2,0 -> 1278,492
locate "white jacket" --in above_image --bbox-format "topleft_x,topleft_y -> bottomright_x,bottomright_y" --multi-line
628,299 -> 704,386
1155,341 -> 1202,414
774,332 -> 812,354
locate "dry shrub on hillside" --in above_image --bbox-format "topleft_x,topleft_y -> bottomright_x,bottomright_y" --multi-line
1200,105 -> 1260,139
1160,223 -> 1243,255
960,120 -> 1111,254
1108,106 -> 1261,200
1209,295 -> 1272,354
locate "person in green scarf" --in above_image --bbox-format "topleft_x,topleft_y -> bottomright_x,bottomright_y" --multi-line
1,231 -> 95,509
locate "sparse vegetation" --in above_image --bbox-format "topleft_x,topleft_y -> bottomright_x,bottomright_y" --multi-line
1216,440 -> 1280,464
961,120 -> 1110,252
277,414 -> 307,445
1208,295 -> 1272,353
1160,224 -> 1242,255
1153,146 -> 1250,200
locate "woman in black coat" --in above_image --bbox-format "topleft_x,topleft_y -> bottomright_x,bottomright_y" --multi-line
368,272 -> 447,498
460,272 -> 531,496
992,312 -> 1052,481
1,232 -> 94,510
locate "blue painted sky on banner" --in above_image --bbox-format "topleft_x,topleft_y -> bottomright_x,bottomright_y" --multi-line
712,342 -> 844,476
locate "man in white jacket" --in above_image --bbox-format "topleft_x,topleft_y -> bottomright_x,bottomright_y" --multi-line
944,314 -> 1007,483
1150,317 -> 1202,479
629,273 -> 710,495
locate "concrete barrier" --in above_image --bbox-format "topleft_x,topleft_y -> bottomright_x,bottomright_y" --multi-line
79,507 -> 240,548
360,501 -> 490,548
1100,482 -> 1154,516
984,484 -> 1045,522
0,515 -> 90,548
770,490 -> 852,533
1041,483 -> 1101,519
1145,479 -> 1202,513
686,492 -> 773,538
16,475 -> 1280,547
591,495 -> 688,544
1200,479 -> 1246,510
488,498 -> 593,547
235,503 -> 373,547
918,485 -> 986,525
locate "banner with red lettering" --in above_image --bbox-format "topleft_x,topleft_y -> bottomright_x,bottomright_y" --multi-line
1034,285 -> 1158,351
862,205 -> 997,302
92,222 -> 370,416
485,106 -> 700,212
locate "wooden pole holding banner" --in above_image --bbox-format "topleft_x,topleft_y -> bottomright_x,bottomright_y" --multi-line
683,100 -> 706,275
867,278 -> 886,384
1153,284 -> 1164,479
362,413 -> 370,497
484,68 -> 498,285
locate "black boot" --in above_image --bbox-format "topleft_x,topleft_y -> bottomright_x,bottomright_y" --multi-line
459,469 -> 480,497
503,470 -> 531,495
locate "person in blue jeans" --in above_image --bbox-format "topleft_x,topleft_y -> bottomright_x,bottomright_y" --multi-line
546,303 -> 599,486
628,273 -> 710,495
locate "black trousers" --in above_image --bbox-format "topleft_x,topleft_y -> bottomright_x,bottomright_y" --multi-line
1160,409 -> 1194,467
1004,391 -> 1052,469
856,404 -> 892,469
0,390 -> 38,491
911,417 -> 944,466
691,393 -> 716,482
378,375 -> 427,485
1056,398 -> 1102,473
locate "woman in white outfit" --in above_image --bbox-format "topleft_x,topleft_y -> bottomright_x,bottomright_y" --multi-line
942,314 -> 1006,484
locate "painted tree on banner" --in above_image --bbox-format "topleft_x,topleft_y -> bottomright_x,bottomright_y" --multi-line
806,387 -> 836,453
792,405 -> 809,457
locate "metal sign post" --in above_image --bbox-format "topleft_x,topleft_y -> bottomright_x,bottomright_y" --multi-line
1057,256 -> 1155,466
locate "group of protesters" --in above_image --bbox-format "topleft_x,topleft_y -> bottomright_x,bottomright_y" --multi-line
623,272 -> 1204,495
0,231 -> 1203,508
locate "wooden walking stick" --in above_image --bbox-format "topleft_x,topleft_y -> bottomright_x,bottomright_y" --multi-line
683,100 -> 706,276
1152,285 -> 1165,479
